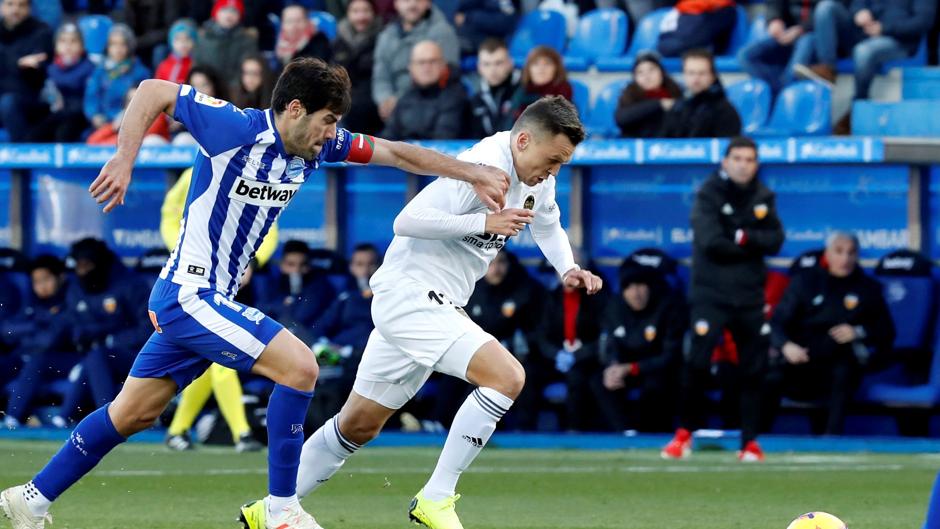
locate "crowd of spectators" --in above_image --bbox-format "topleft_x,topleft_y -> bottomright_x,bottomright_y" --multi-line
1,0 -> 936,142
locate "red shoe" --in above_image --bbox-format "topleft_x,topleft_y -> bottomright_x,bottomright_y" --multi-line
660,428 -> 692,460
737,440 -> 765,462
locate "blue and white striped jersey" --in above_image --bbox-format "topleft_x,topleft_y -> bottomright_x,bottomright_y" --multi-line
160,84 -> 352,297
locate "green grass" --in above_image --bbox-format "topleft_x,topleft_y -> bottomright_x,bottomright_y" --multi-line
0,440 -> 934,529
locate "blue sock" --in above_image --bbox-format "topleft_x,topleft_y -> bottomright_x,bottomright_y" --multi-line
924,470 -> 940,529
31,405 -> 125,501
267,384 -> 313,498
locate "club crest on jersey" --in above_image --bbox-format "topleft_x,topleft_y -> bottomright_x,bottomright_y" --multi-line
501,300 -> 516,318
194,91 -> 227,107
694,319 -> 710,336
754,203 -> 768,220
844,294 -> 859,310
287,157 -> 305,177
523,195 -> 535,210
102,297 -> 117,314
229,177 -> 301,207
644,325 -> 657,342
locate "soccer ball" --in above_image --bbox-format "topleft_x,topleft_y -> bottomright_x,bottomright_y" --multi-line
786,512 -> 847,529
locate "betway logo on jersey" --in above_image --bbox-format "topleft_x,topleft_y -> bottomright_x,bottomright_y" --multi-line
228,177 -> 301,207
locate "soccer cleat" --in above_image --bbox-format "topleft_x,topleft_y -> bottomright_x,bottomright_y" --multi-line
0,486 -> 52,529
660,427 -> 692,460
737,440 -> 766,462
235,432 -> 263,453
165,431 -> 193,451
238,496 -> 324,529
408,490 -> 464,529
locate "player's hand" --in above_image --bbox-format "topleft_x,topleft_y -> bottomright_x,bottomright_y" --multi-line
89,154 -> 133,212
469,164 -> 510,212
485,208 -> 533,236
563,268 -> 603,294
829,324 -> 857,344
781,341 -> 810,364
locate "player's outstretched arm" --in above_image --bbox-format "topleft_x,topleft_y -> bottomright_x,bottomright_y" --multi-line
89,79 -> 180,212
368,137 -> 510,212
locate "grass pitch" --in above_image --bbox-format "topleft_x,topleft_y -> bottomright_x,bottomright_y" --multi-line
0,440 -> 933,528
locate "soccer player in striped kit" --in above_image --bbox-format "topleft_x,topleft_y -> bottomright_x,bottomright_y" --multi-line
0,58 -> 509,529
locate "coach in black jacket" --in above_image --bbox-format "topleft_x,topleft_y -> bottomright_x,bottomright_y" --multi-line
668,137 -> 784,457
768,231 -> 894,434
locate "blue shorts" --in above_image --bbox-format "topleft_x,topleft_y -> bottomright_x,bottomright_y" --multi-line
130,278 -> 284,390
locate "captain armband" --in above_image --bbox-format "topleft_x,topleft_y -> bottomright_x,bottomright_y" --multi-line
346,133 -> 376,163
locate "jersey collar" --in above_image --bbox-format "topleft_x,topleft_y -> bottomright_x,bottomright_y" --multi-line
266,109 -> 290,158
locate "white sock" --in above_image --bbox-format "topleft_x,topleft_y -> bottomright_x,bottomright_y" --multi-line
23,481 -> 51,517
423,387 -> 513,501
267,494 -> 299,517
296,415 -> 361,498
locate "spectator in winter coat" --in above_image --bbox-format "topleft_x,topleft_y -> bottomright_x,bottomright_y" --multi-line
381,40 -> 468,140
120,0 -> 184,68
0,0 -> 54,141
453,0 -> 519,56
83,23 -> 151,131
615,52 -> 682,138
230,54 -> 274,109
334,0 -> 384,135
29,23 -> 95,142
657,0 -> 738,57
192,0 -> 258,87
508,46 -> 573,121
275,4 -> 332,68
154,18 -> 197,85
768,231 -> 894,434
372,0 -> 460,121
659,49 -> 741,137
467,38 -> 519,139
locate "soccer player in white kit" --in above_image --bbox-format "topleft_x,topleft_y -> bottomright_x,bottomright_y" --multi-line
239,96 -> 603,529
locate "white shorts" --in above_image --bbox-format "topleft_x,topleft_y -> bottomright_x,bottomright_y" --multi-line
353,278 -> 495,410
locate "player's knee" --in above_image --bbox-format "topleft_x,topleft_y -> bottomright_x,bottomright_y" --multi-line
494,362 -> 526,400
340,414 -> 382,444
112,407 -> 162,436
282,349 -> 319,392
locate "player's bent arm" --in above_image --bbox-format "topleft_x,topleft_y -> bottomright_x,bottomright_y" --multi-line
531,220 -> 578,280
115,79 -> 180,162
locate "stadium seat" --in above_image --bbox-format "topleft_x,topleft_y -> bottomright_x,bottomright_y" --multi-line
565,9 -> 629,71
852,100 -> 940,137
902,67 -> 940,99
596,7 -> 671,72
754,81 -> 831,136
309,11 -> 337,41
569,78 -> 590,120
874,250 -> 935,351
78,14 -> 112,60
712,5 -> 750,72
836,36 -> 928,74
861,307 -> 940,407
725,78 -> 771,134
586,78 -> 627,137
509,10 -> 567,65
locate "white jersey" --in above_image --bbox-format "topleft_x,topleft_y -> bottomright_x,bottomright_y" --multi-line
370,131 -> 577,306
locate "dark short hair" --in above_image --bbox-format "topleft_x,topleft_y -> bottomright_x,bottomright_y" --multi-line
512,96 -> 586,146
282,239 -> 310,257
724,136 -> 758,157
30,254 -> 65,276
681,48 -> 717,76
352,242 -> 380,257
272,58 -> 352,115
478,38 -> 508,55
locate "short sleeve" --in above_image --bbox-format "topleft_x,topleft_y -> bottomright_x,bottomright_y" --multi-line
173,84 -> 262,156
319,127 -> 354,163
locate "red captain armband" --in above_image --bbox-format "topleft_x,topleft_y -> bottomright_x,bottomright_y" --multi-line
347,133 -> 376,163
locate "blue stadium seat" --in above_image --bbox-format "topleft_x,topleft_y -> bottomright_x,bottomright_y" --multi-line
853,100 -> 940,137
596,7 -> 671,72
836,36 -> 928,74
754,81 -> 831,136
880,276 -> 935,351
569,78 -> 590,120
78,15 -> 112,59
309,11 -> 337,41
509,10 -> 567,65
565,9 -> 629,71
862,306 -> 940,407
902,67 -> 940,99
725,78 -> 771,134
586,79 -> 627,137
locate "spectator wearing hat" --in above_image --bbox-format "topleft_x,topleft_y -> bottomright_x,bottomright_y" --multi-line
155,18 -> 197,84
120,0 -> 185,68
334,0 -> 384,134
615,52 -> 683,138
767,231 -> 894,435
275,3 -> 332,68
192,0 -> 258,87
2,255 -> 75,430
0,0 -> 54,142
83,23 -> 151,132
593,254 -> 686,432
28,23 -> 95,142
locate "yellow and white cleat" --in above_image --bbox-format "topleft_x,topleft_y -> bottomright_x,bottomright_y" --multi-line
408,490 -> 464,529
0,486 -> 51,529
238,497 -> 323,529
